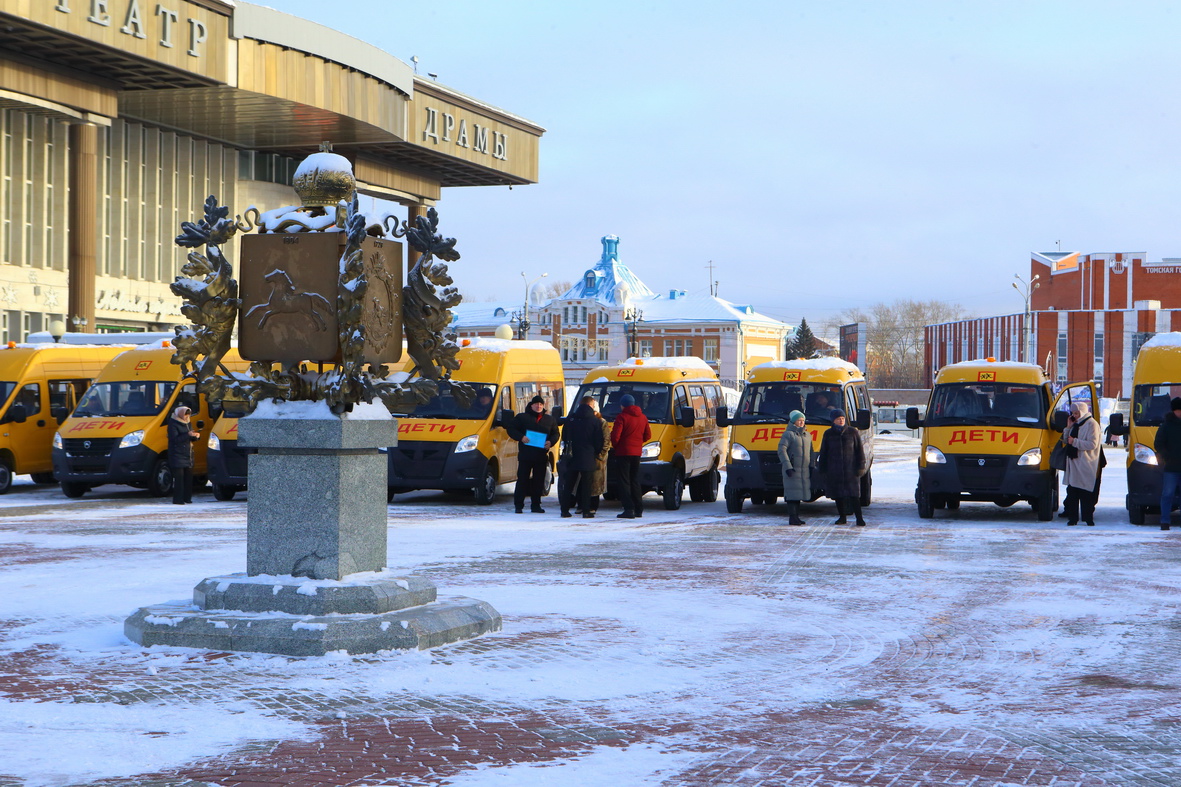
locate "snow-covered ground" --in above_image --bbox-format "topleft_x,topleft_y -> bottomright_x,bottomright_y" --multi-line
1,435 -> 1179,786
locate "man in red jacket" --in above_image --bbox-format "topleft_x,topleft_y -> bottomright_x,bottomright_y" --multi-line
610,393 -> 651,519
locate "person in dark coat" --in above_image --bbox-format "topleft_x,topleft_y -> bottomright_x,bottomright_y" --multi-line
1154,396 -> 1181,531
816,408 -> 865,526
610,393 -> 651,519
559,397 -> 605,519
507,395 -> 560,513
167,405 -> 200,504
777,409 -> 812,525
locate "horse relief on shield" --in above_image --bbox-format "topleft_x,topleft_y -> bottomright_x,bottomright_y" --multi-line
246,268 -> 332,331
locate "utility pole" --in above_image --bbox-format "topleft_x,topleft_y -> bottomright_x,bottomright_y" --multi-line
1012,273 -> 1040,363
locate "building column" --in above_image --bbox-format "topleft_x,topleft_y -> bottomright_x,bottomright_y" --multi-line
68,122 -> 98,332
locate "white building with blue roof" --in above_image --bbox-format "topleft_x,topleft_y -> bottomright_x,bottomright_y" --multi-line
451,235 -> 790,386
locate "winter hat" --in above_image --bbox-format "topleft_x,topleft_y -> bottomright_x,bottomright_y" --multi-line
620,394 -> 636,407
529,395 -> 546,406
477,387 -> 493,399
829,408 -> 846,421
1171,397 -> 1181,411
788,409 -> 805,423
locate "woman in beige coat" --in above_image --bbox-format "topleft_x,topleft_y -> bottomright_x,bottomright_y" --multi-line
1062,400 -> 1102,526
588,399 -> 612,513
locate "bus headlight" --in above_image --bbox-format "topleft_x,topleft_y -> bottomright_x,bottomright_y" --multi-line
455,435 -> 479,453
641,441 -> 661,459
730,443 -> 750,462
118,430 -> 144,449
208,433 -> 220,451
924,445 -> 947,464
1133,443 -> 1159,465
52,432 -> 62,450
1017,447 -> 1041,466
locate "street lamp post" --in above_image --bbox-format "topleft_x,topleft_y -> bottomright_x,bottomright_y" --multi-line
1012,273 -> 1040,363
626,308 -> 643,357
519,271 -> 547,340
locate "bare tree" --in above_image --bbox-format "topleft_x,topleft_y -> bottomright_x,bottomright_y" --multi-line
535,280 -> 574,302
840,299 -> 966,388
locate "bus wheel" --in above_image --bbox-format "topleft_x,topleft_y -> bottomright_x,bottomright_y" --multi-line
541,464 -> 554,497
1035,484 -> 1058,521
61,481 -> 87,499
916,486 -> 934,519
859,469 -> 872,507
474,463 -> 498,505
212,484 -> 236,502
1128,503 -> 1146,525
703,465 -> 720,503
663,468 -> 685,510
724,484 -> 744,514
148,457 -> 174,497
945,496 -> 960,510
31,472 -> 56,485
0,460 -> 12,494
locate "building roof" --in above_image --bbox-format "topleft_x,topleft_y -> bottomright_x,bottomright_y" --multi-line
559,236 -> 655,306
450,301 -> 518,328
633,292 -> 785,327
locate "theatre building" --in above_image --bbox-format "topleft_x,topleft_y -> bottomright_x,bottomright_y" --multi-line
0,1 -> 541,338
926,251 -> 1181,396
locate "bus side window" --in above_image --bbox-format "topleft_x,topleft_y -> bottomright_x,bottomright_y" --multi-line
689,385 -> 708,420
500,387 -> 512,415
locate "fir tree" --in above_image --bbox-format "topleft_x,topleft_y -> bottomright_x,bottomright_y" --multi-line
787,318 -> 818,359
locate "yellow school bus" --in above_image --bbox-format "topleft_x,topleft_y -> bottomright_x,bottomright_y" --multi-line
0,343 -> 129,492
573,357 -> 725,510
386,338 -> 564,504
52,342 -> 250,498
1110,333 -> 1181,524
909,358 -> 1096,520
720,359 -> 874,513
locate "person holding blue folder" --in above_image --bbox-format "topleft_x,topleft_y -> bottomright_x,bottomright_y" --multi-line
507,395 -> 560,514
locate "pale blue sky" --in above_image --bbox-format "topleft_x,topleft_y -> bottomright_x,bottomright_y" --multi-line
262,0 -> 1181,333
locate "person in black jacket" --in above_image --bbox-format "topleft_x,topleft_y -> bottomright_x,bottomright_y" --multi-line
559,397 -> 605,519
507,395 -> 560,513
817,409 -> 866,526
167,405 -> 200,504
1154,396 -> 1181,530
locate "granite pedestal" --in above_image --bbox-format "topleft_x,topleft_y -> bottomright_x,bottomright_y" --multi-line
125,411 -> 502,655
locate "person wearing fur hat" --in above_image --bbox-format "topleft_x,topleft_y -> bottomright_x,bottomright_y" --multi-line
167,405 -> 200,505
817,408 -> 866,525
777,409 -> 811,525
610,393 -> 651,519
1154,396 -> 1181,530
507,395 -> 560,514
1062,400 -> 1102,526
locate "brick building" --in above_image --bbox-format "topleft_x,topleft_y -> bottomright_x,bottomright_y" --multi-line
925,251 -> 1181,396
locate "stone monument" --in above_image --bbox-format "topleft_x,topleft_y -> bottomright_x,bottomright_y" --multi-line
124,146 -> 500,656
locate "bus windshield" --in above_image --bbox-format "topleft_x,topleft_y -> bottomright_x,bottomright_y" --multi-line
574,382 -> 671,424
399,381 -> 497,420
1132,384 -> 1181,426
72,381 -> 178,417
925,382 -> 1046,427
733,382 -> 844,425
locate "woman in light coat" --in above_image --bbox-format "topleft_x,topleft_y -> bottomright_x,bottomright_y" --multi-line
1062,400 -> 1102,526
777,410 -> 811,525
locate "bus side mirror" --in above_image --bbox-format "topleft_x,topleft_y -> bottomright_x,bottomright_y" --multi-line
677,406 -> 695,428
715,405 -> 729,427
1109,412 -> 1127,435
905,407 -> 923,430
51,405 -> 69,424
1051,410 -> 1069,432
4,404 -> 26,424
496,408 -> 513,427
855,408 -> 872,431
552,405 -> 565,425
